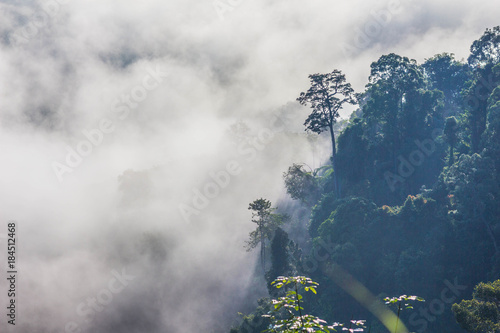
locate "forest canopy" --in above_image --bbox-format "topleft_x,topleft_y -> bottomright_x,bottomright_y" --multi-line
231,26 -> 500,333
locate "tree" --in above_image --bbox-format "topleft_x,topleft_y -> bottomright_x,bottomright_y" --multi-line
462,65 -> 499,153
484,85 -> 500,174
468,26 -> 500,67
444,116 -> 459,165
362,53 -> 425,174
246,198 -> 287,270
442,154 -> 499,254
384,295 -> 425,333
266,228 -> 293,296
226,121 -> 252,145
297,70 -> 356,199
464,28 -> 500,153
422,53 -> 470,115
452,280 -> 500,332
264,276 -> 365,333
283,163 -> 321,206
368,53 -> 424,89
336,118 -> 368,185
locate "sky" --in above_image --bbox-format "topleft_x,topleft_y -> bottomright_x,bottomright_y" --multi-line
0,0 -> 499,332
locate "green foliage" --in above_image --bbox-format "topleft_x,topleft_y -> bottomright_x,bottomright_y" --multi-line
317,197 -> 377,246
267,228 -> 293,296
283,164 -> 322,206
353,53 -> 447,204
246,198 -> 289,269
264,276 -> 365,333
444,116 -> 459,165
422,53 -> 470,110
231,298 -> 273,333
384,295 -> 425,310
304,194 -> 447,329
297,70 -> 356,136
236,26 -> 500,333
308,191 -> 339,238
336,118 -> 368,185
297,69 -> 356,198
440,154 -> 499,256
475,280 -> 500,300
364,53 -> 425,131
461,63 -> 500,153
452,280 -> 500,332
468,26 -> 500,66
368,53 -> 424,91
484,81 -> 500,175
384,295 -> 425,333
441,154 -> 498,217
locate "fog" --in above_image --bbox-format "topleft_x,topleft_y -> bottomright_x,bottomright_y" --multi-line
0,0 -> 498,332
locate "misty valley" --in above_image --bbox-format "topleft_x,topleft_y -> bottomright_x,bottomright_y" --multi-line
1,2 -> 500,333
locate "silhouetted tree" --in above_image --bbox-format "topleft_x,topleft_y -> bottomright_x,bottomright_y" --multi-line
246,198 -> 287,270
297,69 -> 356,198
484,85 -> 500,174
462,65 -> 499,153
452,280 -> 500,332
283,163 -> 321,206
422,53 -> 470,116
468,26 -> 500,67
464,27 -> 500,153
443,154 -> 499,253
266,227 -> 292,296
363,53 -> 425,173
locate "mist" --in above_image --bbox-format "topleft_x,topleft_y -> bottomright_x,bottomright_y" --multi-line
0,0 -> 499,332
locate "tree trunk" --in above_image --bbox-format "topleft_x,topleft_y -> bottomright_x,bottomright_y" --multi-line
393,127 -> 398,175
473,192 -> 499,254
329,125 -> 341,198
449,145 -> 454,166
394,94 -> 402,175
481,215 -> 499,254
260,222 -> 265,270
